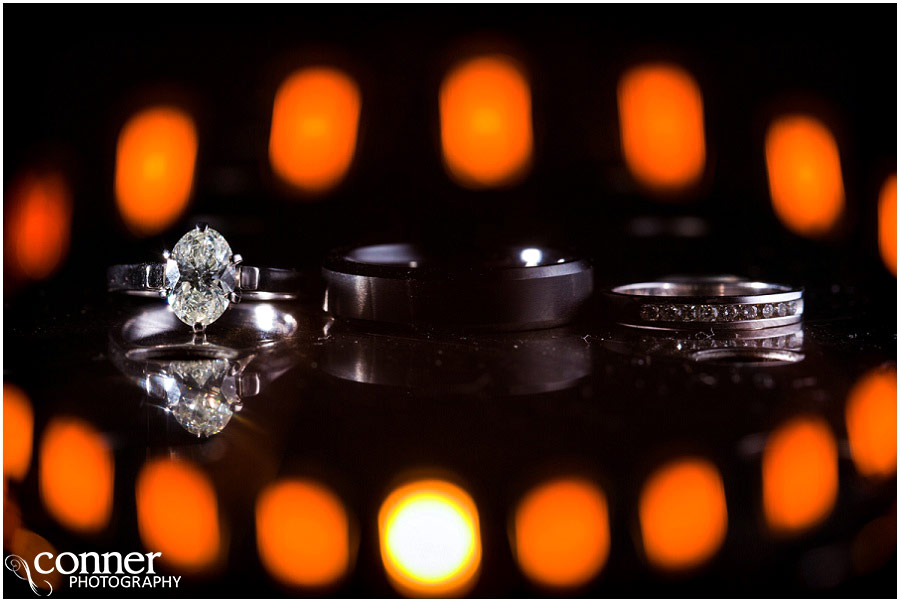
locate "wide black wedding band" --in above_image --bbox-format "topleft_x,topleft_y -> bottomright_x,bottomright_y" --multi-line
321,244 -> 593,330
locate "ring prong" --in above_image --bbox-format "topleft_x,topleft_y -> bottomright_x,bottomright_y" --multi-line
232,254 -> 243,266
193,322 -> 206,334
196,222 -> 209,232
162,249 -> 171,259
229,291 -> 242,304
158,290 -> 168,299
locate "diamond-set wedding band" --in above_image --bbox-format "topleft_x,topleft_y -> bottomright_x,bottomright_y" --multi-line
108,224 -> 302,332
605,279 -> 804,330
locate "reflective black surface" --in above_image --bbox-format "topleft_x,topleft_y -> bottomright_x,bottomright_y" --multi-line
3,277 -> 896,597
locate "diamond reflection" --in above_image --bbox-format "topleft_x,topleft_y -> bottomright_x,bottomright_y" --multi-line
110,303 -> 303,438
162,359 -> 242,437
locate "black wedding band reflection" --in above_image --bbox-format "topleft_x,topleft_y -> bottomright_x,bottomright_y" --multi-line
319,319 -> 593,395
109,302 -> 304,437
322,244 -> 593,331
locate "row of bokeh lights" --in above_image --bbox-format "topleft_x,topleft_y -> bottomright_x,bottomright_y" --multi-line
4,55 -> 897,285
3,365 -> 896,595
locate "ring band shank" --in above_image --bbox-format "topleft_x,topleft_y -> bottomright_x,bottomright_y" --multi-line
611,281 -> 793,297
107,264 -> 302,300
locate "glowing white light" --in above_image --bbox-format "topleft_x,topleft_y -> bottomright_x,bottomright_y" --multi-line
520,248 -> 542,267
254,304 -> 277,332
384,495 -> 476,582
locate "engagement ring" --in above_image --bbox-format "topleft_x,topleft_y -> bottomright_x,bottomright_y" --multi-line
108,224 -> 303,332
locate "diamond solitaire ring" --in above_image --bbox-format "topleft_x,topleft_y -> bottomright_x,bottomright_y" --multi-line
108,224 -> 303,332
605,277 -> 803,330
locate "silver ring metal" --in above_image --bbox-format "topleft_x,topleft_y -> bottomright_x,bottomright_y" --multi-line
107,263 -> 301,301
605,277 -> 804,330
603,322 -> 805,365
109,303 -> 304,437
107,224 -> 303,332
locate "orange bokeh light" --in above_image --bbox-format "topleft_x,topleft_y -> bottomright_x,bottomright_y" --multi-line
378,479 -> 482,597
136,458 -> 220,573
5,172 -> 72,281
617,63 -> 706,193
846,366 -> 897,478
878,174 -> 897,276
256,479 -> 351,588
269,67 -> 361,194
3,383 -> 33,482
115,106 -> 197,235
513,477 -> 610,589
765,114 -> 845,237
39,418 -> 113,533
440,54 -> 533,188
639,457 -> 728,571
762,416 -> 838,534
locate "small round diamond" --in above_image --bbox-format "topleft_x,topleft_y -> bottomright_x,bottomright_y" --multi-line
684,305 -> 698,321
660,304 -> 683,321
776,302 -> 790,317
761,303 -> 775,318
721,305 -> 740,321
740,304 -> 758,320
640,305 -> 660,321
695,305 -> 719,322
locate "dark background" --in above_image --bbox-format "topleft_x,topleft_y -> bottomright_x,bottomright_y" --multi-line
4,4 -> 897,286
3,3 -> 897,599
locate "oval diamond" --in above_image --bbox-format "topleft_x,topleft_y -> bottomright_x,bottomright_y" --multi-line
165,227 -> 238,328
166,359 -> 239,437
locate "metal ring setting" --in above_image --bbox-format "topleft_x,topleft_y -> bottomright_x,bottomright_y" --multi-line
107,224 -> 302,332
606,279 -> 804,330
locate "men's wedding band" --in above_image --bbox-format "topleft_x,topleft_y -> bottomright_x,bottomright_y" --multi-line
322,243 -> 593,330
605,278 -> 804,330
